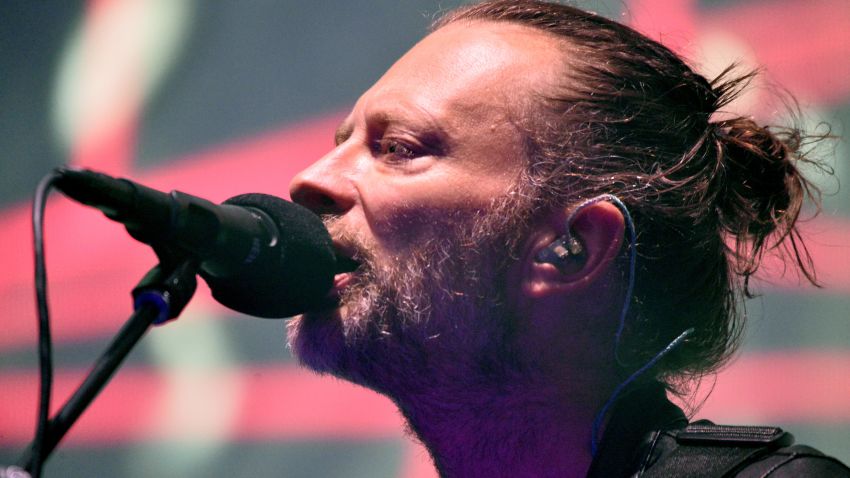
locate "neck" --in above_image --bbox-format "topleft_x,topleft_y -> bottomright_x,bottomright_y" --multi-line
394,374 -> 609,478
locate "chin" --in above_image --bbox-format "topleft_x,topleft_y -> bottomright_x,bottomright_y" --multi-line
288,307 -> 395,393
287,310 -> 350,376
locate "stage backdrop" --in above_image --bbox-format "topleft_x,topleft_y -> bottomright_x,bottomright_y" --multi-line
1,1 -> 848,476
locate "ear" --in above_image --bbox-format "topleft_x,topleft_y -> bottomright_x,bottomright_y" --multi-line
522,201 -> 624,299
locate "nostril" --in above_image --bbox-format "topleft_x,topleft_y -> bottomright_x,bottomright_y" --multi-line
289,170 -> 355,215
311,193 -> 341,215
296,190 -> 342,215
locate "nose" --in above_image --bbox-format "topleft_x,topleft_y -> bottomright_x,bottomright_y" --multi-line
289,152 -> 357,216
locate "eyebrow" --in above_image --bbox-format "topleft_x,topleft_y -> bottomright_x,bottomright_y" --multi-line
370,107 -> 452,152
369,107 -> 444,133
334,121 -> 354,146
333,106 -> 452,153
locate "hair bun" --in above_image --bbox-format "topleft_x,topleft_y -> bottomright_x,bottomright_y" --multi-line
714,117 -> 799,236
711,116 -> 817,283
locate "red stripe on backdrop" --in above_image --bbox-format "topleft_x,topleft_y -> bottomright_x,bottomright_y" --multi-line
695,350 -> 850,423
705,0 -> 850,105
757,215 -> 850,292
0,365 -> 402,446
2,352 -> 849,448
627,0 -> 698,55
629,0 -> 850,106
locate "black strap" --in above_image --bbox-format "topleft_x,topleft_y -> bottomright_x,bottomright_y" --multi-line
639,423 -> 793,478
676,423 -> 791,447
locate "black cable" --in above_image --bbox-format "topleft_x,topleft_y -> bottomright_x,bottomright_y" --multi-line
28,169 -> 63,478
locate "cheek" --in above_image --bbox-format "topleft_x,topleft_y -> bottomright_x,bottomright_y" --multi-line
357,170 -> 513,248
368,204 -> 452,251
359,190 -> 478,252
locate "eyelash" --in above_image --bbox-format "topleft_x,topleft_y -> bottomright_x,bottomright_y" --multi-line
375,138 -> 418,162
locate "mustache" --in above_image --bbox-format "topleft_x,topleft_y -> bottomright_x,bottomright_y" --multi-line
323,216 -> 376,269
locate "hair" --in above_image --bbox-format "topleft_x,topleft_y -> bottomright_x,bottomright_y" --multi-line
435,0 -> 831,389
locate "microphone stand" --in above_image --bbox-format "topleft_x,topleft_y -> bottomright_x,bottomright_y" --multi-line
10,256 -> 199,477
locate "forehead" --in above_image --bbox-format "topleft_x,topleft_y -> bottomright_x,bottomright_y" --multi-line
355,21 -> 563,131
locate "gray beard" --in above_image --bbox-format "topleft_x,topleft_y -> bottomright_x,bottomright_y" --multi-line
287,196 -> 533,399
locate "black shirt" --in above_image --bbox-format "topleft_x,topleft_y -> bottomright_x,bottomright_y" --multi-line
587,382 -> 850,477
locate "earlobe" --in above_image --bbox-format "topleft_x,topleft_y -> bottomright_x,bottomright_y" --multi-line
523,201 -> 625,299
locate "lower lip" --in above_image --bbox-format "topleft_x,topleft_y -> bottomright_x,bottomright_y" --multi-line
327,272 -> 354,298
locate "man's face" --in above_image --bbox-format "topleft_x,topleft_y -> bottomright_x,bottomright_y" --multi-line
287,22 -> 562,394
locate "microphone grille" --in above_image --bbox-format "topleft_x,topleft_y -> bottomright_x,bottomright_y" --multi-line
202,193 -> 336,318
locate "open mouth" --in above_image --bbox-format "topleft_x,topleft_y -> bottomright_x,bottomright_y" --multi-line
335,254 -> 360,274
328,243 -> 362,300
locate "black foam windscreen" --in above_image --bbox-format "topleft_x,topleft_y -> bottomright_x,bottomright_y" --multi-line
200,193 -> 336,318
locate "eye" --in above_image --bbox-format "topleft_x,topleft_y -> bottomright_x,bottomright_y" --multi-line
377,138 -> 418,161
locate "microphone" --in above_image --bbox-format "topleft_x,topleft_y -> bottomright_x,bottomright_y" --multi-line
53,167 -> 336,318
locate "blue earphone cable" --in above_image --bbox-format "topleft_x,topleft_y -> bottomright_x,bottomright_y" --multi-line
566,194 -> 694,456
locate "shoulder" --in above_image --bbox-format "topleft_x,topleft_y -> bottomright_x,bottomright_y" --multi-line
735,444 -> 850,477
636,421 -> 850,477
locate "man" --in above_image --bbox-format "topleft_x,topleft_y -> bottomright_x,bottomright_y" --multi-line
286,1 -> 849,476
